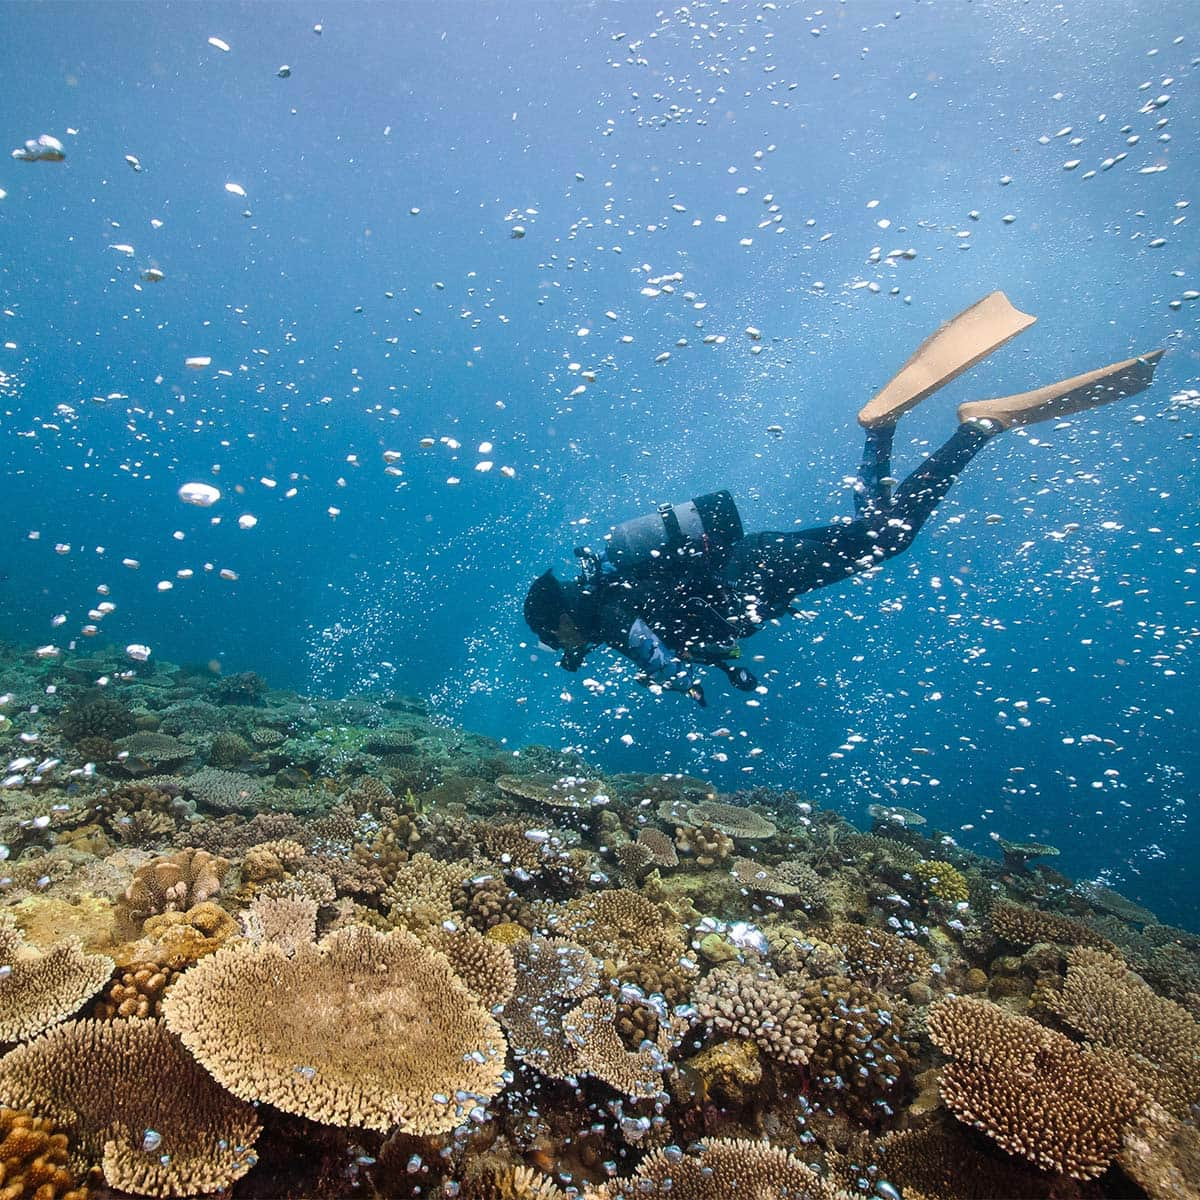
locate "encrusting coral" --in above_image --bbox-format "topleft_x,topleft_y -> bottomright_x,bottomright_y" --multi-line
927,994 -> 1146,1179
0,914 -> 115,1043
0,1019 -> 261,1197
161,924 -> 508,1134
0,1106 -> 89,1200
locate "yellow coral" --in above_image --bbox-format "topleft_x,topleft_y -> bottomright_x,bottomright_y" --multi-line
914,859 -> 969,905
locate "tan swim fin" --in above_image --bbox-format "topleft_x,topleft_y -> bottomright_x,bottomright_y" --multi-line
858,291 -> 1037,429
957,349 -> 1164,429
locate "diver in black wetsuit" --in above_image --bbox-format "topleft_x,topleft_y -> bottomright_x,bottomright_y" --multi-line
523,293 -> 1164,706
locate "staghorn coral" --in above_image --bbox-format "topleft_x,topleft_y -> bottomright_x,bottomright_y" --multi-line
0,1019 -> 261,1196
989,900 -> 1117,954
588,1137 -> 836,1199
92,960 -> 180,1020
0,1107 -> 88,1200
1041,947 -> 1200,1118
913,859 -> 969,906
927,995 -> 1145,1179
161,925 -> 507,1134
694,964 -> 817,1066
116,847 -> 230,937
0,914 -> 115,1043
796,974 -> 913,1119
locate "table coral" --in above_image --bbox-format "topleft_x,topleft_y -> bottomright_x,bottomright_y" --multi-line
928,995 -> 1145,1179
0,1019 -> 261,1197
0,914 -> 114,1043
162,925 -> 507,1134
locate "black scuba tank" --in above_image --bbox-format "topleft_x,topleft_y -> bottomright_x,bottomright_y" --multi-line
598,490 -> 744,575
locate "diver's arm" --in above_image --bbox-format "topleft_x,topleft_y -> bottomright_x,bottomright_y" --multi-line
626,619 -> 706,706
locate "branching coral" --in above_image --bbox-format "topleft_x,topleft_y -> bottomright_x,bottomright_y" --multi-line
0,1019 -> 261,1196
927,995 -> 1145,1179
694,964 -> 817,1066
1042,947 -> 1200,1118
0,1107 -> 89,1200
913,860 -> 969,906
562,994 -> 678,1099
732,857 -> 828,910
162,925 -> 507,1134
240,894 -> 318,955
587,1137 -> 837,1199
795,974 -> 913,1118
422,925 -> 516,1010
383,851 -> 481,930
815,923 -> 931,992
989,901 -> 1117,954
0,914 -> 115,1043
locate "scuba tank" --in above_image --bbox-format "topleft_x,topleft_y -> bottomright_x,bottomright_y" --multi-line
576,490 -> 744,580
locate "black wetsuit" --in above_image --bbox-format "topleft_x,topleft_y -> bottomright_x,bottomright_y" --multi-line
571,421 -> 994,683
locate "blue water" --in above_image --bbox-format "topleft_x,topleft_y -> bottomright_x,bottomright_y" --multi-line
1,1 -> 1197,927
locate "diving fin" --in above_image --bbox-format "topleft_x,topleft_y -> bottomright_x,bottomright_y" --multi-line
858,291 -> 1037,429
957,348 -> 1164,430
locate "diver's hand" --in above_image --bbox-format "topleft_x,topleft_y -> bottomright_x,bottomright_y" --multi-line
686,681 -> 708,707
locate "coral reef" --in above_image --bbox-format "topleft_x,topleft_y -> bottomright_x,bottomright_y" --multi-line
928,995 -> 1145,1179
0,646 -> 1194,1198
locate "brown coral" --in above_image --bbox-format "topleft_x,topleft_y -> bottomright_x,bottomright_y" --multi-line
990,900 -> 1118,954
732,856 -> 828,909
561,994 -> 678,1099
240,893 -> 318,954
685,800 -> 777,840
816,922 -> 931,992
138,901 -> 240,970
161,925 -> 507,1134
0,914 -> 115,1043
92,960 -> 179,1020
694,964 -> 817,1066
383,851 -> 480,930
673,822 -> 734,866
0,1107 -> 88,1200
0,1019 -> 261,1196
116,847 -> 230,937
796,974 -> 913,1118
927,995 -> 1145,1179
588,1137 -> 836,1199
421,924 -> 516,1010
1042,947 -> 1200,1118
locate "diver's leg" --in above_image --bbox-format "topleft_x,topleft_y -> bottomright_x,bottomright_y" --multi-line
854,423 -> 896,516
875,418 -> 999,556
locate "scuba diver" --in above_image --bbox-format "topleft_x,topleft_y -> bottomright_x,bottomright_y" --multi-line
523,292 -> 1164,706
